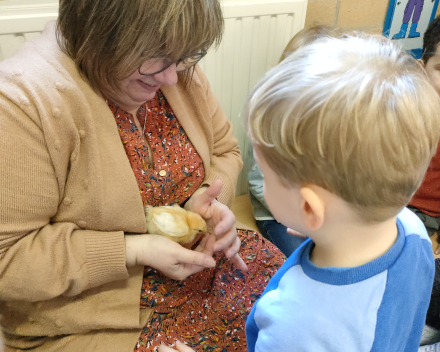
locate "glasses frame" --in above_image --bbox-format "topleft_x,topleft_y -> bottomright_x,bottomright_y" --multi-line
138,51 -> 207,76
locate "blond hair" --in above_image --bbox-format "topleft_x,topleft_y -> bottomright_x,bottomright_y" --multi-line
246,35 -> 440,222
56,0 -> 223,92
279,25 -> 343,63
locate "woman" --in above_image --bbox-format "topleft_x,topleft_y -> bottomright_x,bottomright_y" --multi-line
0,1 -> 284,351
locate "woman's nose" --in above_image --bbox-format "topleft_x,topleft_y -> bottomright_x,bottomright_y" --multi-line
153,64 -> 179,86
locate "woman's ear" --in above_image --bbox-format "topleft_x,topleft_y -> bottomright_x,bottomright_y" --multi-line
299,187 -> 324,231
417,58 -> 426,69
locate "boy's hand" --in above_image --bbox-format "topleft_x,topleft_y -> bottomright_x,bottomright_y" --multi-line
287,227 -> 307,238
158,341 -> 196,352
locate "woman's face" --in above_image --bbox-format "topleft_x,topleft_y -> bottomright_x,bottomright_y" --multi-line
110,62 -> 179,112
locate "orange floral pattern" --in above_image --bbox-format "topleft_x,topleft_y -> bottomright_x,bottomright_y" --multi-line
108,91 -> 285,351
106,90 -> 204,207
136,231 -> 284,352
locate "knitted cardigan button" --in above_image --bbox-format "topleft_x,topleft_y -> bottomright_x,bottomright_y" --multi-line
19,97 -> 30,106
79,130 -> 86,139
55,82 -> 66,91
52,107 -> 61,118
78,220 -> 87,228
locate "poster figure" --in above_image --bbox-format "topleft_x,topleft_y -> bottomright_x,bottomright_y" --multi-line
384,0 -> 439,58
392,0 -> 424,39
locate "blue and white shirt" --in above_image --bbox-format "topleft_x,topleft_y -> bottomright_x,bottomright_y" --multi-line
246,208 -> 434,352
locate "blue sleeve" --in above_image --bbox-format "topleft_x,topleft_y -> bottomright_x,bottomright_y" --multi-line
370,235 -> 434,351
245,242 -> 308,352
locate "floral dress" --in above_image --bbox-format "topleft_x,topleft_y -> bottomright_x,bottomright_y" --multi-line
107,91 -> 285,352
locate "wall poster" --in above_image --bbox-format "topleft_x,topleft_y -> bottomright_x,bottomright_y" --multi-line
384,0 -> 440,58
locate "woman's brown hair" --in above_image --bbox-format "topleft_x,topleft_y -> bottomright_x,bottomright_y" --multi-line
57,0 -> 224,92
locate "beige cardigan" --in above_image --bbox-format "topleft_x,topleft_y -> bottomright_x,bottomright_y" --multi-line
0,23 -> 242,351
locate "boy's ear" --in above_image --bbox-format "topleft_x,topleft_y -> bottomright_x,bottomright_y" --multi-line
417,58 -> 426,68
299,187 -> 324,231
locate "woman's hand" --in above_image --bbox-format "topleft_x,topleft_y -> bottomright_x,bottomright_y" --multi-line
158,341 -> 196,352
125,233 -> 216,280
184,180 -> 248,271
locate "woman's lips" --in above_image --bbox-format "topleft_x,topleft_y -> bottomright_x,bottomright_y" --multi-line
137,80 -> 160,92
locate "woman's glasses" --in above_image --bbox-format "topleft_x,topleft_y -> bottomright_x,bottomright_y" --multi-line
138,52 -> 207,76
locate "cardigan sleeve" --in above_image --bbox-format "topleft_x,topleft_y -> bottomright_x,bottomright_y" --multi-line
195,66 -> 243,208
0,93 -> 129,302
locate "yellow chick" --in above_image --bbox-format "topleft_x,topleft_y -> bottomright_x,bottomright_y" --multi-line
145,204 -> 207,245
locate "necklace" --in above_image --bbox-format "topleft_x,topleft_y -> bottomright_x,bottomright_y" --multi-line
140,112 -> 155,170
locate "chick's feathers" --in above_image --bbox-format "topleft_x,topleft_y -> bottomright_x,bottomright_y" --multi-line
145,204 -> 207,244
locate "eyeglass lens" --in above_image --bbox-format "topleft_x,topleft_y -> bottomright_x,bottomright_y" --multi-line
139,53 -> 204,75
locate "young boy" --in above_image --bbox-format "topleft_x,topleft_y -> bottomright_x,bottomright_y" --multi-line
248,25 -> 341,257
159,34 -> 440,352
244,34 -> 440,351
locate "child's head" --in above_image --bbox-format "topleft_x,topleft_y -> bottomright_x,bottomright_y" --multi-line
279,25 -> 343,63
245,34 -> 440,224
421,15 -> 440,94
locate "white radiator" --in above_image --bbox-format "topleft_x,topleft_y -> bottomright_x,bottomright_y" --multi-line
0,0 -> 58,60
199,0 -> 308,194
0,0 -> 308,195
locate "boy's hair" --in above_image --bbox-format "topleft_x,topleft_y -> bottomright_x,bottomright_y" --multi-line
245,35 -> 440,223
279,25 -> 343,63
422,15 -> 440,63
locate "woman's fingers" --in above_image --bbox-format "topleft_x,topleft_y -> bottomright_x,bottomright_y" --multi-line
213,229 -> 248,271
175,341 -> 196,352
194,233 -> 216,256
213,225 -> 237,252
175,246 -> 216,269
213,206 -> 235,236
229,253 -> 248,271
189,180 -> 223,214
224,237 -> 247,271
158,344 -> 175,352
136,235 -> 216,280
